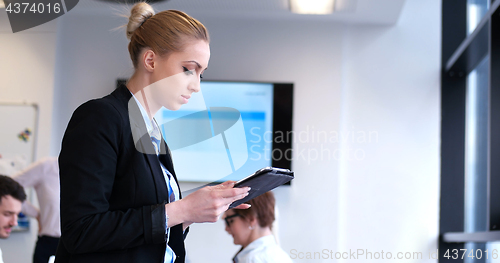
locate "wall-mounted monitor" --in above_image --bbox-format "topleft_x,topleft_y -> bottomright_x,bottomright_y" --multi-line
117,80 -> 293,184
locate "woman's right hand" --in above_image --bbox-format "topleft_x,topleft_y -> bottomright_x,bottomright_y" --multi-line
166,181 -> 250,227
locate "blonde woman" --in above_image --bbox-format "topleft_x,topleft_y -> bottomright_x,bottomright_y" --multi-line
56,3 -> 249,263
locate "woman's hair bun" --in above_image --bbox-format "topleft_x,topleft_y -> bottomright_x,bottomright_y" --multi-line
126,2 -> 155,40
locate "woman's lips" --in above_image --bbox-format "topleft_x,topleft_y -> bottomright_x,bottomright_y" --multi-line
181,95 -> 190,104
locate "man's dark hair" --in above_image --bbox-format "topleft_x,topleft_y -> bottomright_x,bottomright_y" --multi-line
0,175 -> 26,203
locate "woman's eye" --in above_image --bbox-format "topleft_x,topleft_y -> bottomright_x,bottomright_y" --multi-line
182,67 -> 194,75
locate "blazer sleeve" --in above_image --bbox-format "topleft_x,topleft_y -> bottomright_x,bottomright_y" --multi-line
59,100 -> 166,254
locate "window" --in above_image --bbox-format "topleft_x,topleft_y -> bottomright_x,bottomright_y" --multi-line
468,0 -> 490,35
464,56 -> 489,263
441,0 -> 500,262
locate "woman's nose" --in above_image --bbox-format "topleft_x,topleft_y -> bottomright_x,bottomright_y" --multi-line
188,76 -> 201,93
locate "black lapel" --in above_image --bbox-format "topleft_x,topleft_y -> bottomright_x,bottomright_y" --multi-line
155,121 -> 183,199
127,95 -> 170,203
113,85 -> 186,258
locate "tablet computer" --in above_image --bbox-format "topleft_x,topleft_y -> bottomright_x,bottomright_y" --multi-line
229,167 -> 294,209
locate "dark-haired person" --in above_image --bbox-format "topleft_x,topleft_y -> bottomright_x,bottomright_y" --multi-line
223,192 -> 292,263
0,174 -> 27,262
56,3 -> 249,263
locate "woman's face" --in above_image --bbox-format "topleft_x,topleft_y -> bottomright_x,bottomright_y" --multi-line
149,39 -> 210,111
223,210 -> 252,247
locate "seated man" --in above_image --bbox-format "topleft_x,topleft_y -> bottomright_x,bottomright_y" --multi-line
0,175 -> 26,263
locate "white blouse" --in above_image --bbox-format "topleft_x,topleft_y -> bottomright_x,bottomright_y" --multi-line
235,235 -> 293,263
12,157 -> 60,238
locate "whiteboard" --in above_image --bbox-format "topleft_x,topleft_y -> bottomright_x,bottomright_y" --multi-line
0,103 -> 38,176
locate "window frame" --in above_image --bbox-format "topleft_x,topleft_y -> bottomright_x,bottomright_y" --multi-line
440,0 -> 500,262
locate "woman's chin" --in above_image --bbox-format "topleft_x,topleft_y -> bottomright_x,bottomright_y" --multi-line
166,104 -> 182,111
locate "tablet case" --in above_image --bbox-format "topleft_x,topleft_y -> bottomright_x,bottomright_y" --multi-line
229,167 -> 294,209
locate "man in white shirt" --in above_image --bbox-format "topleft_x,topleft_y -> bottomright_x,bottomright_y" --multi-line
13,157 -> 60,263
0,175 -> 26,263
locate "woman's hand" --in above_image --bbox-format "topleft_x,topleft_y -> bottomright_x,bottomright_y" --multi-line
166,181 -> 250,227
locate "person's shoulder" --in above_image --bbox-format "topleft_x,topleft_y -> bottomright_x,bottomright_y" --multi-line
63,88 -> 133,145
76,96 -> 121,117
24,156 -> 58,172
72,92 -> 129,126
252,244 -> 293,263
37,156 -> 58,164
37,157 -> 59,173
75,86 -> 130,115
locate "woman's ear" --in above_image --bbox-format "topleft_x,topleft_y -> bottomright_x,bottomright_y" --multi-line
141,49 -> 156,72
248,215 -> 258,227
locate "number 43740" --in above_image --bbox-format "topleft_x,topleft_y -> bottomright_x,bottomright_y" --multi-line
443,249 -> 498,260
5,2 -> 61,14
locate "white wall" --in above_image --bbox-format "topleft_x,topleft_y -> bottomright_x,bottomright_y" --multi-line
0,11 -> 58,263
0,0 -> 441,262
336,0 -> 441,262
50,12 -> 133,157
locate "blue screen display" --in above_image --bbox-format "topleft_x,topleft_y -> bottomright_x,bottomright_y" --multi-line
155,82 -> 274,183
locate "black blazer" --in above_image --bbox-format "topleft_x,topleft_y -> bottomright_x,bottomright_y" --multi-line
56,85 -> 187,263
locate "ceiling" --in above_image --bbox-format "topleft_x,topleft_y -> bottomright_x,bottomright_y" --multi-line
72,0 -> 406,25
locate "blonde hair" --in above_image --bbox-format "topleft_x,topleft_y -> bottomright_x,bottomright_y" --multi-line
126,2 -> 210,68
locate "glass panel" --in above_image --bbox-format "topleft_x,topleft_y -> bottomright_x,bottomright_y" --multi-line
468,0 -> 490,35
466,243 -> 487,263
464,55 -> 489,263
465,55 -> 489,233
486,242 -> 500,263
